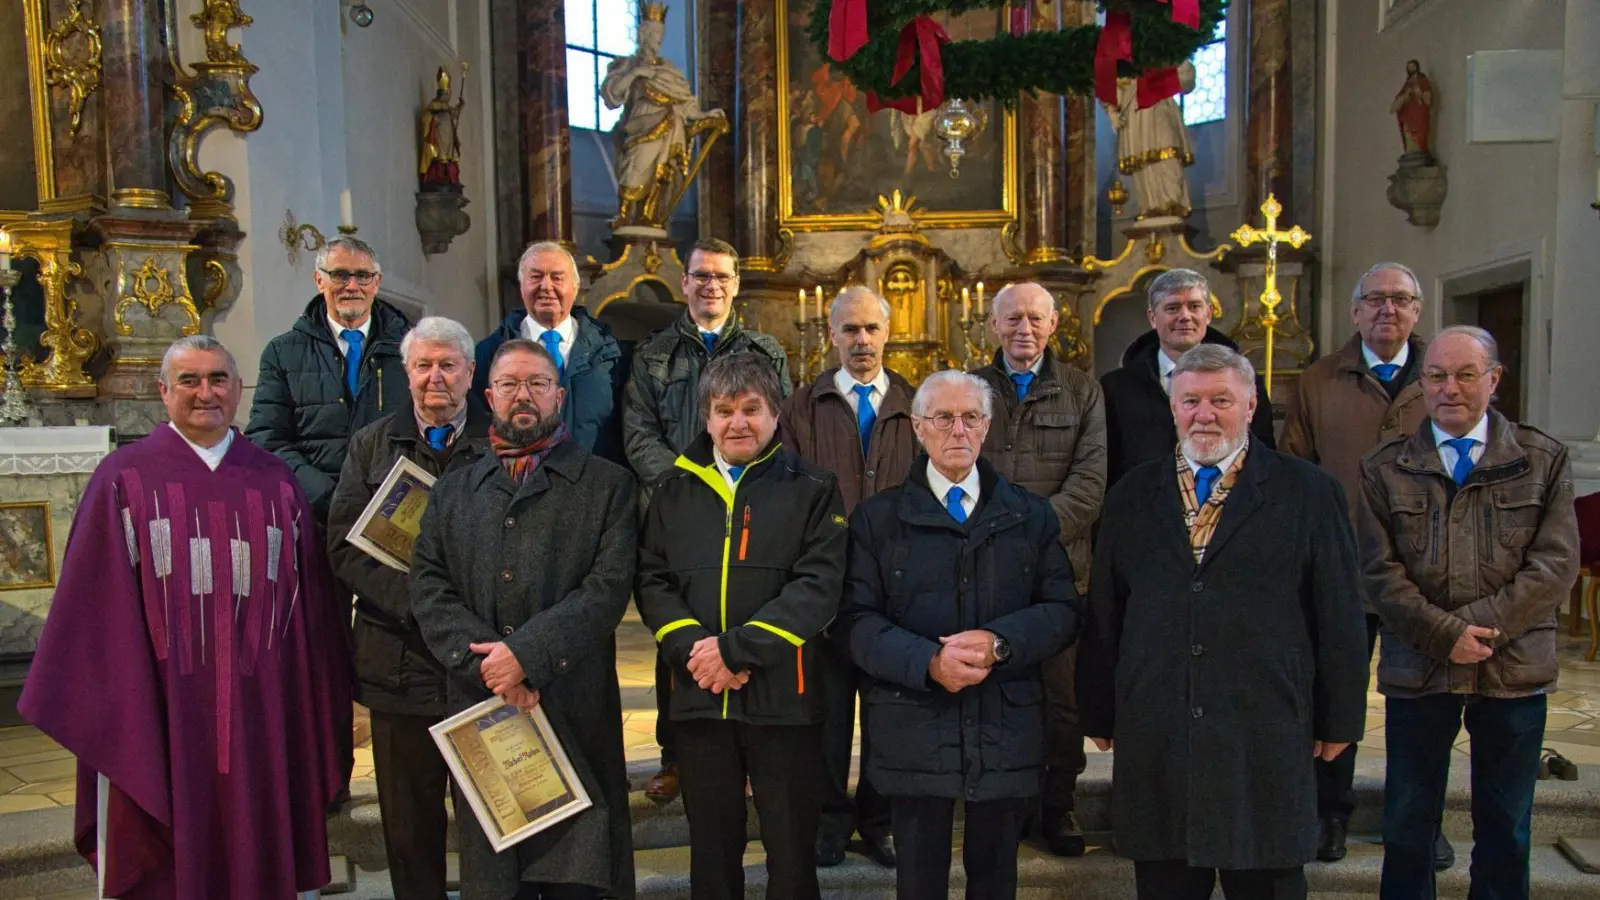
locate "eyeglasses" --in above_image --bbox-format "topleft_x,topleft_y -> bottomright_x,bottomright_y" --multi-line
491,377 -> 559,397
687,271 -> 736,287
1420,366 -> 1497,387
915,412 -> 988,432
320,268 -> 379,286
1358,292 -> 1420,310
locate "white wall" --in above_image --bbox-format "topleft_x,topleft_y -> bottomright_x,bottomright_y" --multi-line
1322,0 -> 1600,440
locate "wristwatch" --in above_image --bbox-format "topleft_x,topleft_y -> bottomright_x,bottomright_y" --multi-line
992,634 -> 1012,665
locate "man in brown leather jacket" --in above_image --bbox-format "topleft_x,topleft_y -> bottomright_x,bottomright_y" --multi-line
779,285 -> 915,869
1278,261 -> 1431,863
971,282 -> 1107,857
1359,325 -> 1578,900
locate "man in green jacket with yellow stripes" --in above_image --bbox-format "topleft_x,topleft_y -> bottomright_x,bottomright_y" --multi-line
637,352 -> 848,900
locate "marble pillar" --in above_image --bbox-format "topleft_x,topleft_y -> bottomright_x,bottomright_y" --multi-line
734,0 -> 782,269
520,0 -> 572,243
43,0 -> 107,205
1062,0 -> 1097,258
1245,0 -> 1294,217
696,0 -> 739,242
101,0 -> 169,211
1018,0 -> 1069,265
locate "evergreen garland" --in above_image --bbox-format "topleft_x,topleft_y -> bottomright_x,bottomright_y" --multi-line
807,0 -> 1228,104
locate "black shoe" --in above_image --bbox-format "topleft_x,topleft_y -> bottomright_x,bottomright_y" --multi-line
859,832 -> 897,868
1042,807 -> 1086,858
1434,832 -> 1455,871
1316,818 -> 1348,862
815,829 -> 848,867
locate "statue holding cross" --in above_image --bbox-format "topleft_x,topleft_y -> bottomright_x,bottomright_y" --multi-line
1230,193 -> 1312,397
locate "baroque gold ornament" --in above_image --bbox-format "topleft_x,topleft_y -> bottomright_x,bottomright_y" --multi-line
114,256 -> 202,337
43,0 -> 103,138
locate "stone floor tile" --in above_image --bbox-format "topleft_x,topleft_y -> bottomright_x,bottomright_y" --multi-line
0,794 -> 55,813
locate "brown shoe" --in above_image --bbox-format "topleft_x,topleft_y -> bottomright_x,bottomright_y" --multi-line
645,763 -> 680,804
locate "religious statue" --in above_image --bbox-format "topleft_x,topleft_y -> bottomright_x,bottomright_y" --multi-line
420,65 -> 467,189
1102,61 -> 1196,221
601,2 -> 728,233
1391,59 -> 1434,161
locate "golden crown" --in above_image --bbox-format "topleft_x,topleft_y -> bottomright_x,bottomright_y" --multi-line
641,2 -> 668,23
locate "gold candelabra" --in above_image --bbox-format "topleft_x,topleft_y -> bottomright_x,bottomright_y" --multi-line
955,281 -> 992,368
793,285 -> 831,382
0,263 -> 37,426
1229,194 -> 1311,399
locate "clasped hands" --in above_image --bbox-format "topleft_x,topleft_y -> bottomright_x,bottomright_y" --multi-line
469,641 -> 539,712
689,636 -> 751,693
927,630 -> 998,694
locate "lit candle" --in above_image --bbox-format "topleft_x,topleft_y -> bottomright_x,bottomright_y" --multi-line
339,189 -> 355,230
961,287 -> 971,321
0,229 -> 10,270
814,286 -> 823,321
976,281 -> 985,315
797,288 -> 808,322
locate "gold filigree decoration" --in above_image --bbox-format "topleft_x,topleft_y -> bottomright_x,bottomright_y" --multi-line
5,220 -> 97,390
642,243 -> 663,274
200,259 -> 228,310
169,0 -> 263,216
114,256 -> 201,336
741,228 -> 795,273
44,0 -> 103,138
1052,300 -> 1089,369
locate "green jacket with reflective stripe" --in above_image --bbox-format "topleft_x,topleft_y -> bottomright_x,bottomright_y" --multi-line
636,433 -> 848,725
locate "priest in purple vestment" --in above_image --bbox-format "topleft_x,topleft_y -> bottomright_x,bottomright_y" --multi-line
19,335 -> 353,900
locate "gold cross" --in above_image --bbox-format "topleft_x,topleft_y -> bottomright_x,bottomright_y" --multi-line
1230,194 -> 1311,398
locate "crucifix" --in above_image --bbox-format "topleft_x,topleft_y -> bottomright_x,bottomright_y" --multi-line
1230,194 -> 1312,398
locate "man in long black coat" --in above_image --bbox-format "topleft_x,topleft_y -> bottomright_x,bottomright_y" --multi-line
1079,344 -> 1367,900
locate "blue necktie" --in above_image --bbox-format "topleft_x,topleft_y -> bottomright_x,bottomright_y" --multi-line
1011,371 -> 1035,399
1443,437 -> 1478,484
728,464 -> 745,483
945,486 -> 968,524
1194,465 -> 1222,506
341,329 -> 364,397
1373,363 -> 1399,382
424,424 -> 453,451
538,330 -> 565,375
702,332 -> 718,354
853,384 -> 876,456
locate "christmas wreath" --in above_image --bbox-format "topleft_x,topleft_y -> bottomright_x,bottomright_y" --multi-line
808,0 -> 1227,113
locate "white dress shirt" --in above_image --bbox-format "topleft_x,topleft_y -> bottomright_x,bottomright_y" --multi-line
1158,349 -> 1179,396
328,314 -> 371,360
1002,355 -> 1046,378
927,460 -> 980,519
416,406 -> 470,447
1182,438 -> 1248,479
1361,340 -> 1410,370
834,367 -> 890,414
1433,415 -> 1489,473
520,313 -> 579,354
171,423 -> 234,472
714,447 -> 749,489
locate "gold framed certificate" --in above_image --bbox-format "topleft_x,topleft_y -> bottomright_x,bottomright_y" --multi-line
344,456 -> 435,572
430,696 -> 592,852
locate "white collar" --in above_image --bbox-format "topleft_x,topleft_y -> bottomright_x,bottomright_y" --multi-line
713,446 -> 752,488
328,313 -> 371,342
1002,354 -> 1045,378
1361,340 -> 1410,370
520,312 -> 578,347
926,459 -> 980,507
1157,349 -> 1180,379
833,366 -> 889,398
169,423 -> 234,471
694,316 -> 731,339
1432,415 -> 1490,449
1183,437 -> 1248,477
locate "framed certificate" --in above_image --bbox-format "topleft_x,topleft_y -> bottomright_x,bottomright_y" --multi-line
430,696 -> 593,852
344,456 -> 435,572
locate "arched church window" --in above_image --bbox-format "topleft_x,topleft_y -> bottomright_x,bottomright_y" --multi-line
1181,17 -> 1227,126
566,0 -> 637,131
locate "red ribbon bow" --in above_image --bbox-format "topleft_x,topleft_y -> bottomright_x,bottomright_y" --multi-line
866,16 -> 949,115
1095,2 -> 1201,110
827,0 -> 870,62
1161,0 -> 1203,30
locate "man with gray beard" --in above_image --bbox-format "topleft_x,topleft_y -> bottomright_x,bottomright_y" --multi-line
1079,344 -> 1368,900
412,339 -> 637,899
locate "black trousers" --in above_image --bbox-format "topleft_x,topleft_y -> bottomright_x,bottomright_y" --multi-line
513,884 -> 602,899
676,719 -> 822,900
1315,613 -> 1381,822
655,652 -> 677,765
818,642 -> 890,840
1134,860 -> 1308,900
891,795 -> 1029,900
1042,643 -> 1087,810
370,711 -> 450,900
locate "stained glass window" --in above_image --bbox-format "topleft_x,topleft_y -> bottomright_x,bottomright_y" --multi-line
1181,17 -> 1227,127
566,0 -> 637,131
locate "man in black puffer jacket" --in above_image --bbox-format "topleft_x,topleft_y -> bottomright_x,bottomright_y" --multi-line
246,236 -> 412,525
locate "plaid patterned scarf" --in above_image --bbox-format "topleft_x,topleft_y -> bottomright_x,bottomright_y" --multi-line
490,420 -> 569,484
1175,437 -> 1249,564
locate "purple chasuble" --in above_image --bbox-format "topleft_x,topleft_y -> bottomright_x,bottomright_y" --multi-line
18,426 -> 352,900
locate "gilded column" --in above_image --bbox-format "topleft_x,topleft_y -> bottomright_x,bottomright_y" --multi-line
1244,0 -> 1293,217
520,0 -> 572,242
101,0 -> 169,210
695,0 -> 739,241
734,0 -> 783,270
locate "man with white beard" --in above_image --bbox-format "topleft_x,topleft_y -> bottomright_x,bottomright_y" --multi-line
1078,344 -> 1368,900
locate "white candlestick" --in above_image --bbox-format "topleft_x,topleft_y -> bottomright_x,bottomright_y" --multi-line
962,287 -> 971,321
0,230 -> 10,270
814,287 -> 824,322
976,281 -> 985,315
339,190 -> 355,230
797,288 -> 808,322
